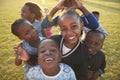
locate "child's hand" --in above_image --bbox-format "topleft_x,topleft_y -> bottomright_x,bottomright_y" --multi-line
17,46 -> 30,61
93,71 -> 100,80
14,43 -> 30,61
71,0 -> 83,9
55,0 -> 65,10
87,70 -> 93,79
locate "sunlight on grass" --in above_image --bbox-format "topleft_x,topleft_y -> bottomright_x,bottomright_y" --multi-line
0,0 -> 120,80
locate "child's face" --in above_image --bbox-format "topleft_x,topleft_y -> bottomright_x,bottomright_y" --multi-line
85,34 -> 104,54
21,5 -> 33,20
38,39 -> 61,69
17,23 -> 38,43
59,15 -> 82,46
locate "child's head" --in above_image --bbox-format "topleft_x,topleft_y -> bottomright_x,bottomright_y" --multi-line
38,39 -> 61,69
58,10 -> 83,47
21,2 -> 43,22
84,30 -> 105,54
92,11 -> 100,21
11,19 -> 38,42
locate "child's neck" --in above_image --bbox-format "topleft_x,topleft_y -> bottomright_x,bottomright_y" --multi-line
42,65 -> 60,76
28,38 -> 40,48
64,40 -> 79,49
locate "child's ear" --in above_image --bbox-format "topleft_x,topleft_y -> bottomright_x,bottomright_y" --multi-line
18,36 -> 23,40
31,13 -> 35,19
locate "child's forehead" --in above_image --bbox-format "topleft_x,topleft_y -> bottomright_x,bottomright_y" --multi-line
40,39 -> 58,47
87,33 -> 104,40
59,15 -> 79,23
21,21 -> 32,27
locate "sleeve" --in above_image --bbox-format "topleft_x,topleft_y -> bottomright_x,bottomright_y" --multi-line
98,54 -> 106,75
96,25 -> 108,37
83,25 -> 108,37
69,67 -> 77,80
27,68 -> 33,80
81,13 -> 99,29
41,15 -> 59,28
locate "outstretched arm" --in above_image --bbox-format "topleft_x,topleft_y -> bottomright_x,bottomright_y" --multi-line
14,44 -> 30,66
72,0 -> 99,29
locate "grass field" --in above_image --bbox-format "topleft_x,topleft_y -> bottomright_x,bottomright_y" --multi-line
0,0 -> 120,80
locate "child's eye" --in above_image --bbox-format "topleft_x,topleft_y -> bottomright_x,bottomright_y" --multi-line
25,31 -> 30,35
71,25 -> 78,29
61,28 -> 67,32
50,49 -> 57,53
40,50 -> 46,53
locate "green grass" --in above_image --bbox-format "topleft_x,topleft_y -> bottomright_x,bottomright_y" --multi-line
0,0 -> 120,80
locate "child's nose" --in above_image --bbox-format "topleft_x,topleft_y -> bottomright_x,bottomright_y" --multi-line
45,50 -> 51,55
66,29 -> 72,35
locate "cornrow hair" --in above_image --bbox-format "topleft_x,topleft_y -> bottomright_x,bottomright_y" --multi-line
25,2 -> 44,20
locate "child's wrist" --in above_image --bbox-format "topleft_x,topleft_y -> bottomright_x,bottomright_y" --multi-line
78,5 -> 84,11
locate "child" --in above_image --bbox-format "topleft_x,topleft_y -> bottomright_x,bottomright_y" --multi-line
92,11 -> 100,21
84,30 -> 106,80
21,2 -> 49,37
21,2 -> 53,38
40,0 -> 107,79
11,19 -> 42,80
41,0 -> 107,37
27,39 -> 76,80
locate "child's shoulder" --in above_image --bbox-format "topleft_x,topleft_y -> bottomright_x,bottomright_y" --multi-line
96,50 -> 105,57
28,65 -> 41,73
60,63 -> 74,73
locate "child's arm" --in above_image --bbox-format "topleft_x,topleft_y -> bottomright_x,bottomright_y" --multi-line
72,0 -> 99,29
73,0 -> 108,37
41,0 -> 64,28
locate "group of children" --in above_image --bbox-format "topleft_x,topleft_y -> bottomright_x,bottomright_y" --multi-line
11,0 -> 107,80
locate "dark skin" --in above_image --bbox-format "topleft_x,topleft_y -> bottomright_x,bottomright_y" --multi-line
38,39 -> 61,76
14,21 -> 40,66
84,31 -> 105,80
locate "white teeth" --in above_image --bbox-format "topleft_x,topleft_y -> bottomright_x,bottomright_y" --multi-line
69,36 -> 75,40
45,58 -> 53,62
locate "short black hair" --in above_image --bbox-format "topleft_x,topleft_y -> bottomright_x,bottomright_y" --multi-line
92,11 -> 100,15
86,30 -> 105,39
11,19 -> 31,37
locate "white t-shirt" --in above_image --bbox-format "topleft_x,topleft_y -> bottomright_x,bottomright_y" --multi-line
27,63 -> 76,80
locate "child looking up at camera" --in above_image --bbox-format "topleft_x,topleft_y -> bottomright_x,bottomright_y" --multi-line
27,39 -> 76,80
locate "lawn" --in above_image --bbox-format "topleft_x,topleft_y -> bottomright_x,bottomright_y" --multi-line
0,0 -> 120,80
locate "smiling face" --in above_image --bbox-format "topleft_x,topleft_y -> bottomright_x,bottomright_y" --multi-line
38,39 -> 61,69
17,21 -> 39,43
85,31 -> 105,54
59,13 -> 83,48
21,5 -> 32,20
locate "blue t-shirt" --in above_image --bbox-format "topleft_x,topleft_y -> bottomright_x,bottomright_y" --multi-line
21,37 -> 45,55
33,21 -> 43,37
